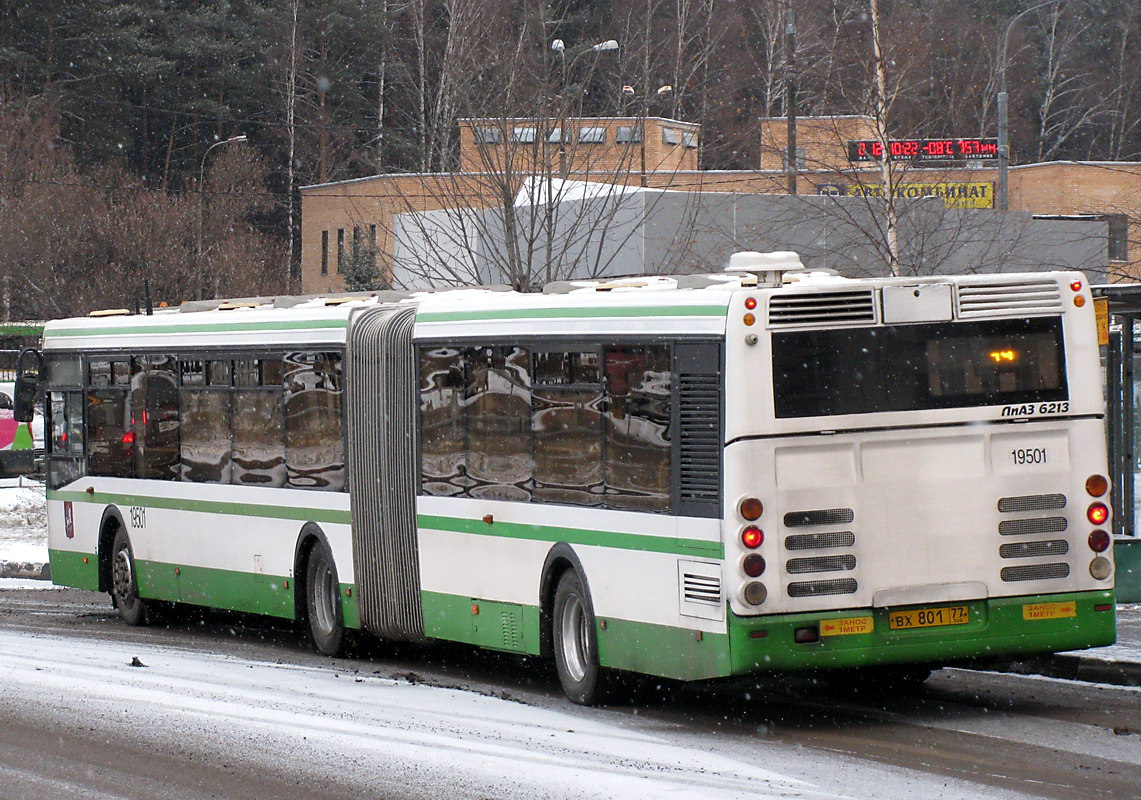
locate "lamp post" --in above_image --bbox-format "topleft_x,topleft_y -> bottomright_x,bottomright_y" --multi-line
197,134 -> 248,259
997,0 -> 1055,212
623,83 -> 672,187
551,39 -> 618,178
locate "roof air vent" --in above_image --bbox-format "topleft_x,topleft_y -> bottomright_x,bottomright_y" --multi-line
725,251 -> 804,287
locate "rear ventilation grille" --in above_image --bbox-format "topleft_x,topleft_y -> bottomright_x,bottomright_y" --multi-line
957,280 -> 1062,318
999,517 -> 1068,536
998,494 -> 1066,513
784,508 -> 855,527
682,573 -> 722,605
785,531 -> 856,551
999,539 -> 1070,559
768,291 -> 876,328
678,559 -> 724,621
677,373 -> 721,505
1001,563 -> 1071,582
788,578 -> 858,597
786,555 -> 857,574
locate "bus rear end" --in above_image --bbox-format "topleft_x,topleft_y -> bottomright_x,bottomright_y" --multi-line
722,273 -> 1115,674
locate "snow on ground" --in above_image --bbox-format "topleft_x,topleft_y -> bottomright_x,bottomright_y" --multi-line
0,627 -> 833,800
0,478 -> 46,566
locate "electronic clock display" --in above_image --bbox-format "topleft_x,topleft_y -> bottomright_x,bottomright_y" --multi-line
847,138 -> 998,162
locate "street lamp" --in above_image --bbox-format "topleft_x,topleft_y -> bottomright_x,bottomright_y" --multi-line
550,39 -> 619,178
197,134 -> 248,259
997,0 -> 1056,211
622,83 -> 672,187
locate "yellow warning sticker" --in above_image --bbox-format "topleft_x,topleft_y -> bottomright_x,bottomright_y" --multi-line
820,616 -> 875,636
1022,601 -> 1077,621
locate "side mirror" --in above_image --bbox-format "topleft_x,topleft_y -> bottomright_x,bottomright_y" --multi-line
0,392 -> 11,410
13,372 -> 38,422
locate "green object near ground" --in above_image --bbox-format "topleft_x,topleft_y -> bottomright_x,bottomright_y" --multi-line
1114,537 -> 1141,603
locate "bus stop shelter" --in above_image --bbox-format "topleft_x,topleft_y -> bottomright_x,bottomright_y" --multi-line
1092,285 -> 1141,602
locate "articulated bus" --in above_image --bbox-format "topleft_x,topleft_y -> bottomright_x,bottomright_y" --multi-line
24,252 -> 1115,703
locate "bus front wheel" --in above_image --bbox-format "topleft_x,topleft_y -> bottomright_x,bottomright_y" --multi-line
110,529 -> 148,626
305,540 -> 346,656
552,570 -> 611,705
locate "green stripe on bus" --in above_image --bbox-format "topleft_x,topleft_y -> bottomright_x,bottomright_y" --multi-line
0,322 -> 43,336
45,318 -> 349,338
48,549 -> 100,591
417,513 -> 723,557
47,489 -> 351,525
727,589 -> 1117,673
415,305 -> 728,323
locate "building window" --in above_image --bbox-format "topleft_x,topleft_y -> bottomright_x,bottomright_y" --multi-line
513,127 -> 536,143
662,128 -> 680,146
548,127 -> 564,143
578,126 -> 606,144
474,127 -> 501,145
352,225 -> 362,260
336,228 -> 345,273
369,224 -> 377,250
1108,214 -> 1129,261
681,131 -> 698,149
320,230 -> 329,275
616,126 -> 643,144
781,147 -> 807,170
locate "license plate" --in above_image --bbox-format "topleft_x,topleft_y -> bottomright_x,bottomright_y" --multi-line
888,605 -> 970,630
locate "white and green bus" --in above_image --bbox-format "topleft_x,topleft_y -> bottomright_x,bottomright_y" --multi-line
26,252 -> 1116,703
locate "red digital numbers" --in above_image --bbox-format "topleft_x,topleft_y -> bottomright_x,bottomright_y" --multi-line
848,138 -> 998,162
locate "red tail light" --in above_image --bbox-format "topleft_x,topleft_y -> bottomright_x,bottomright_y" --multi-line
1087,502 -> 1109,525
741,526 -> 764,549
121,431 -> 135,445
1088,529 -> 1110,553
742,554 -> 766,577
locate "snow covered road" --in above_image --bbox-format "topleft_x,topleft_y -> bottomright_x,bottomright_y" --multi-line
1,584 -> 1139,800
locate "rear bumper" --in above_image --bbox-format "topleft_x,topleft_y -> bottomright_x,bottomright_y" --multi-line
727,590 -> 1117,674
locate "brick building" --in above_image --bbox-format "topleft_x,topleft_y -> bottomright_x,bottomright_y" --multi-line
300,114 -> 1138,293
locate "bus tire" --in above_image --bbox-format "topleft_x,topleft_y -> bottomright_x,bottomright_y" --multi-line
110,529 -> 148,626
305,540 -> 346,656
552,570 -> 611,705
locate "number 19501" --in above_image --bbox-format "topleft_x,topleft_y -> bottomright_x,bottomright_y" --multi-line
1011,448 -> 1047,465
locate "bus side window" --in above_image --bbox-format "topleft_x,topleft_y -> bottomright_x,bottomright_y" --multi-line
284,351 -> 344,491
232,358 -> 285,487
419,346 -> 466,497
603,346 -> 671,512
133,356 -> 179,480
532,351 -> 603,507
464,345 -> 532,502
86,388 -> 132,478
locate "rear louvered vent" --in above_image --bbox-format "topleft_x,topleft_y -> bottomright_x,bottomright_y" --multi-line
785,508 -> 855,527
996,492 -> 1071,585
785,531 -> 856,551
999,540 -> 1070,559
999,517 -> 1068,536
1001,563 -> 1071,582
783,509 -> 857,598
678,373 -> 720,505
678,559 -> 724,621
788,578 -> 858,597
957,280 -> 1062,318
767,291 -> 876,328
682,573 -> 722,604
787,555 -> 857,574
998,494 -> 1066,513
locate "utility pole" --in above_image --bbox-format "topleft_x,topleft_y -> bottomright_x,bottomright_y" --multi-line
785,4 -> 798,195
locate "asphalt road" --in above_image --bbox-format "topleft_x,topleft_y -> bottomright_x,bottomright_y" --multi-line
1,585 -> 1139,800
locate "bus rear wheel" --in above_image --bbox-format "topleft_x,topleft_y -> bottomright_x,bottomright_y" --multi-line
110,529 -> 148,626
552,570 -> 611,705
305,540 -> 347,656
